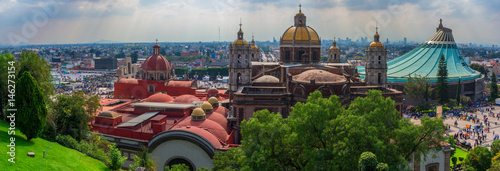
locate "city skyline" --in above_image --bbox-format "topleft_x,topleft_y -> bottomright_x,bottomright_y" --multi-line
0,0 -> 499,45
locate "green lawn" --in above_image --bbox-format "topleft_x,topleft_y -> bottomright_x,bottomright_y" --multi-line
0,120 -> 109,170
451,147 -> 468,166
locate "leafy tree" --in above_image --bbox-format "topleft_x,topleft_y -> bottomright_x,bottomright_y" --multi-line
214,90 -> 446,170
50,92 -> 101,141
131,51 -> 139,63
0,53 -> 16,118
490,72 -> 499,102
436,54 -> 449,105
461,96 -> 472,106
212,147 -> 248,171
404,74 -> 433,101
376,163 -> 388,171
129,147 -> 157,171
359,152 -> 378,171
452,157 -> 457,167
16,51 -> 54,104
492,140 -> 500,156
470,63 -> 488,76
465,146 -> 493,171
15,71 -> 48,141
108,143 -> 126,170
164,164 -> 189,171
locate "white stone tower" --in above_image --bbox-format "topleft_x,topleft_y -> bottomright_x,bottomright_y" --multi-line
228,21 -> 252,93
365,27 -> 387,86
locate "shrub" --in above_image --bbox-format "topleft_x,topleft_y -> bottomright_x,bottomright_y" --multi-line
56,134 -> 80,150
164,163 -> 190,171
109,143 -> 126,170
459,157 -> 464,162
452,157 -> 457,166
376,163 -> 388,171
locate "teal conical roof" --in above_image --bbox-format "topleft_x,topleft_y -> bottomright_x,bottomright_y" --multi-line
359,19 -> 481,82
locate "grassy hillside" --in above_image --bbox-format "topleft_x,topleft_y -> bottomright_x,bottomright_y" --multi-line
0,120 -> 109,170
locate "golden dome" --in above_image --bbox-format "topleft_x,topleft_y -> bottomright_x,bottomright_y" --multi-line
329,46 -> 339,50
208,97 -> 219,104
191,108 -> 205,116
296,12 -> 305,16
201,102 -> 213,110
281,26 -> 320,44
232,39 -> 249,47
369,41 -> 384,48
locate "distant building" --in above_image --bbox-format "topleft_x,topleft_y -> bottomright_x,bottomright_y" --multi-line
117,57 -> 140,79
94,57 -> 117,70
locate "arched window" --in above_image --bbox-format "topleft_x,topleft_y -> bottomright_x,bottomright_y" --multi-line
149,73 -> 154,80
334,54 -> 337,60
127,63 -> 131,74
160,73 -> 164,80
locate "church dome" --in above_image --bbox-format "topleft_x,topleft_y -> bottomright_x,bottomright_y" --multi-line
233,39 -> 248,47
293,69 -> 346,83
369,42 -> 384,48
208,97 -> 219,104
191,108 -> 205,116
254,75 -> 280,83
143,55 -> 170,70
329,46 -> 339,50
143,93 -> 174,103
177,116 -> 229,141
201,102 -> 213,110
281,26 -> 320,44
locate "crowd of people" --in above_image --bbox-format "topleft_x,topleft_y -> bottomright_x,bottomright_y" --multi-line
53,70 -> 117,98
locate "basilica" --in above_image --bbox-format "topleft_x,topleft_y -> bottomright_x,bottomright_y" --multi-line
228,5 -> 403,143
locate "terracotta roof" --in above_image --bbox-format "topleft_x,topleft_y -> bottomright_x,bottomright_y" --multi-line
176,117 -> 229,142
173,126 -> 223,148
207,88 -> 219,95
173,94 -> 200,104
206,112 -> 228,132
142,93 -> 174,103
167,80 -> 195,88
117,78 -> 139,84
214,106 -> 229,117
292,69 -> 346,83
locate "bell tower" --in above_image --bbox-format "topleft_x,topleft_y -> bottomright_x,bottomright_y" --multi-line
328,37 -> 341,63
229,20 -> 252,94
365,27 -> 387,86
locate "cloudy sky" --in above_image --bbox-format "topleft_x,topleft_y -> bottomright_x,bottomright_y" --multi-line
0,0 -> 498,45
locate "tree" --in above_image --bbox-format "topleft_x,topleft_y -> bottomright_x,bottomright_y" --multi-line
164,164 -> 190,171
436,54 -> 449,105
129,147 -> 157,171
492,140 -> 500,156
461,96 -> 472,106
0,53 -> 16,118
15,71 -> 48,141
490,72 -> 499,102
452,157 -> 457,167
108,143 -> 126,170
404,74 -> 433,101
50,92 -> 101,141
213,90 -> 446,171
465,146 -> 493,171
457,78 -> 461,106
212,148 -> 248,171
359,152 -> 378,171
376,163 -> 388,171
470,63 -> 488,77
17,51 -> 54,104
131,51 -> 139,63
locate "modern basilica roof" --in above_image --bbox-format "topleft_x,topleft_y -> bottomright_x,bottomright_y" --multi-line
358,19 -> 481,82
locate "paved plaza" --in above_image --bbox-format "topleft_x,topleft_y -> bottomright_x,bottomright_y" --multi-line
442,106 -> 500,150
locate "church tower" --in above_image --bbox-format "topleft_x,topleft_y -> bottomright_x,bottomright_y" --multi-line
228,21 -> 252,93
365,27 -> 387,86
250,35 -> 260,62
328,38 -> 341,63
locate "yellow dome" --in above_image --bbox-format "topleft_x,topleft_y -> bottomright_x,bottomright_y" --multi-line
295,12 -> 305,16
281,26 -> 320,44
208,97 -> 219,104
369,41 -> 384,48
232,39 -> 248,47
329,46 -> 339,50
191,108 -> 205,116
201,102 -> 213,110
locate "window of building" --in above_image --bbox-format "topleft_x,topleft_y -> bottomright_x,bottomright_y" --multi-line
148,85 -> 155,93
285,51 -> 290,60
378,73 -> 382,84
237,73 -> 242,84
425,163 -> 439,171
298,51 -> 305,61
334,54 -> 337,60
160,73 -> 164,80
149,73 -> 154,80
313,51 -> 318,61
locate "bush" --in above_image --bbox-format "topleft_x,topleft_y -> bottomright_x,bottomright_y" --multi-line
359,152 -> 378,171
452,157 -> 457,166
164,163 -> 190,171
80,141 -> 110,166
56,134 -> 80,150
376,163 -> 388,171
109,143 -> 126,170
459,157 -> 464,162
